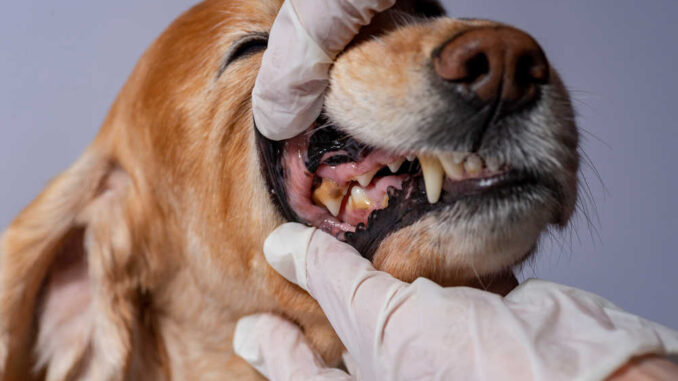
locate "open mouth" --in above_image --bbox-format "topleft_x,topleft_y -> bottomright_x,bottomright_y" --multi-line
257,116 -> 541,259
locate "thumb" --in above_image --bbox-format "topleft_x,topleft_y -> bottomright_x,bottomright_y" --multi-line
263,222 -> 409,372
233,313 -> 352,380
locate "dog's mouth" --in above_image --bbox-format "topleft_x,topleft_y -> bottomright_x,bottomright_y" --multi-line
257,115 -> 543,260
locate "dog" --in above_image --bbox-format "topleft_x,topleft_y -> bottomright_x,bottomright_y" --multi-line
0,0 -> 578,379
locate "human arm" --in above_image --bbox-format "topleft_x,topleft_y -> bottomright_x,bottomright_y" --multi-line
235,223 -> 678,380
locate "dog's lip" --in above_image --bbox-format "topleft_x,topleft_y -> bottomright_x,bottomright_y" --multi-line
291,121 -> 533,238
341,168 -> 541,259
317,165 -> 531,237
441,169 -> 530,200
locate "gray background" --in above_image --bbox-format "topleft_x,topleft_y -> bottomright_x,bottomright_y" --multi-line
1,1 -> 676,328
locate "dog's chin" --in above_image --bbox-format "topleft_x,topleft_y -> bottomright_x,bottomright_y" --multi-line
372,193 -> 553,283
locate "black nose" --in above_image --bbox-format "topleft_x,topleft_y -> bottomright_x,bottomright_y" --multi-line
434,27 -> 549,113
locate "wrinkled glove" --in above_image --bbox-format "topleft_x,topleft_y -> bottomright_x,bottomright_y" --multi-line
235,223 -> 678,381
252,0 -> 396,141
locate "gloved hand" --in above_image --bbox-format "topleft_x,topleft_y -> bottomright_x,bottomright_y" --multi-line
252,0 -> 396,141
234,223 -> 678,381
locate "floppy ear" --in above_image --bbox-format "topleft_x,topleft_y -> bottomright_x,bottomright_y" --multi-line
0,150 -> 144,380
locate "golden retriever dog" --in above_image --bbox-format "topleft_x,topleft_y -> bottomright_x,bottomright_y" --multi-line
0,0 -> 578,379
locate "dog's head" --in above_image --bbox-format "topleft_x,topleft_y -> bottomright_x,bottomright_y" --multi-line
259,11 -> 578,283
0,0 -> 577,378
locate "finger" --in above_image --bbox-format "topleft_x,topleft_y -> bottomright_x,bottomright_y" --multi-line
264,223 -> 408,361
233,313 -> 352,380
263,222 -> 316,290
252,0 -> 395,141
293,0 -> 397,57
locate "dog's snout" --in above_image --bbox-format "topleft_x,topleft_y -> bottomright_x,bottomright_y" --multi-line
434,27 -> 549,112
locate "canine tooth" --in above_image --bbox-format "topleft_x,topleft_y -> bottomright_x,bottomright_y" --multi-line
464,154 -> 483,175
406,154 -> 416,161
348,186 -> 372,210
356,169 -> 379,187
387,158 -> 406,173
486,157 -> 500,172
438,153 -> 465,179
418,155 -> 444,204
312,179 -> 348,217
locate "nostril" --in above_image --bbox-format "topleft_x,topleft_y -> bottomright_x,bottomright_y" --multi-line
515,53 -> 549,86
463,53 -> 490,84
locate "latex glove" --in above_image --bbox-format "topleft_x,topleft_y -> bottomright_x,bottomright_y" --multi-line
252,0 -> 396,141
233,313 -> 352,380
235,223 -> 678,380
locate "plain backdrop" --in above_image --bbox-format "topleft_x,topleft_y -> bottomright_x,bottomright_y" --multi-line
1,1 -> 676,329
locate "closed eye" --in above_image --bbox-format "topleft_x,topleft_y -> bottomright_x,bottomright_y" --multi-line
218,32 -> 269,77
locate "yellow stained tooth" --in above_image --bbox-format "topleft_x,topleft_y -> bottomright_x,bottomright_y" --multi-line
381,194 -> 389,208
312,179 -> 348,217
464,154 -> 483,175
439,153 -> 465,179
348,186 -> 372,210
356,169 -> 379,187
418,154 -> 444,204
387,158 -> 406,173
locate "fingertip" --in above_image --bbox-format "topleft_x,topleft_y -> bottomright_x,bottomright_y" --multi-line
233,314 -> 263,363
264,223 -> 316,290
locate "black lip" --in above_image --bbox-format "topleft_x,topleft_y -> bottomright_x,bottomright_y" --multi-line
343,169 -> 538,260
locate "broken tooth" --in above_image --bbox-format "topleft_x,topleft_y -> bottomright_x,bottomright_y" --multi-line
348,186 -> 373,210
356,168 -> 379,187
439,153 -> 465,179
387,158 -> 406,173
464,154 -> 483,176
312,179 -> 348,217
418,154 -> 444,204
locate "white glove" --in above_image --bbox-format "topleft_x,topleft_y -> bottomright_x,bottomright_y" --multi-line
252,0 -> 396,141
235,223 -> 678,381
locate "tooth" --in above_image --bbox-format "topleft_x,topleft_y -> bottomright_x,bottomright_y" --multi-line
348,186 -> 373,210
451,152 -> 467,164
312,179 -> 348,217
464,154 -> 483,175
486,157 -> 500,172
406,154 -> 416,161
356,169 -> 379,187
387,158 -> 406,173
381,194 -> 389,208
438,153 -> 465,179
418,154 -> 444,204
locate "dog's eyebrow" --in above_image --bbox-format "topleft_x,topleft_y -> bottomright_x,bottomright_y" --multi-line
218,32 -> 269,77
